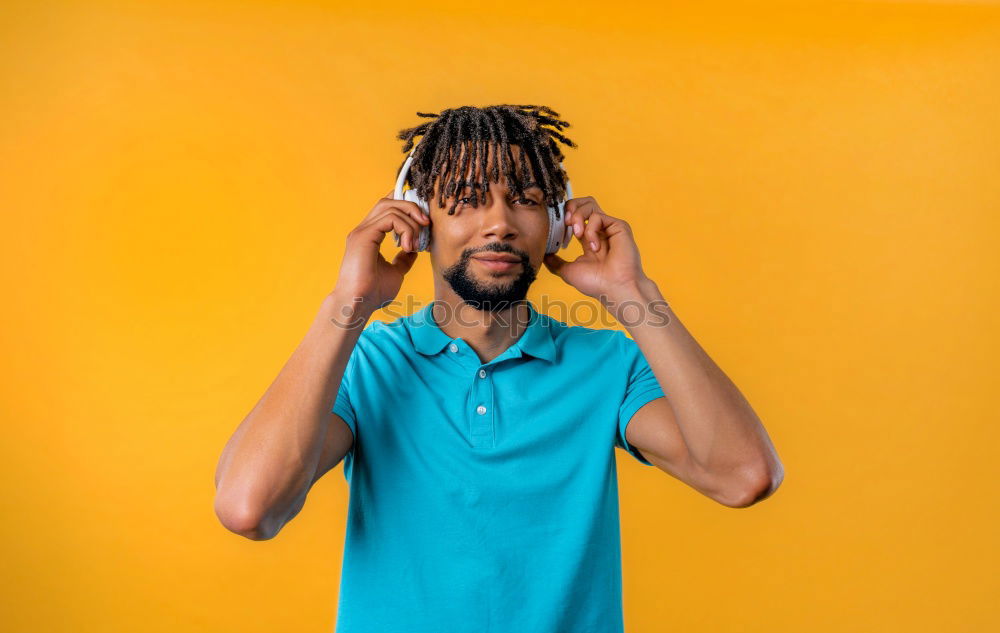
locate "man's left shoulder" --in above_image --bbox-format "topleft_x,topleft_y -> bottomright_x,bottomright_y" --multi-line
538,312 -> 621,356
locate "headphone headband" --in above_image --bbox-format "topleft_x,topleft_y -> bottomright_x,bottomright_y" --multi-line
393,149 -> 416,201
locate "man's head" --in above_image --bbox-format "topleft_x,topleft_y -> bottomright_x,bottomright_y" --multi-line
395,104 -> 577,312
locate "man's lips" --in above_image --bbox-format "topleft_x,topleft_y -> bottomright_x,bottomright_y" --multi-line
472,254 -> 522,271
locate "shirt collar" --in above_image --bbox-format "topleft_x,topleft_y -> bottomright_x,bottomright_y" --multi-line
407,300 -> 556,363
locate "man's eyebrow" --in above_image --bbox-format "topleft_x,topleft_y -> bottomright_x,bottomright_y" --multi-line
453,180 -> 542,192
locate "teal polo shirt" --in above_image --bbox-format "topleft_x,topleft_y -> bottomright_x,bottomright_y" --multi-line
331,299 -> 665,633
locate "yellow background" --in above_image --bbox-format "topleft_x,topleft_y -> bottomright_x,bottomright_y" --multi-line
2,0 -> 997,631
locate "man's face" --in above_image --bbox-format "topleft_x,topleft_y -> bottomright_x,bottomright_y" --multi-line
428,143 -> 551,313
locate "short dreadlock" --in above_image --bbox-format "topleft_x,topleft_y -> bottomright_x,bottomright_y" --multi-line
395,104 -> 578,217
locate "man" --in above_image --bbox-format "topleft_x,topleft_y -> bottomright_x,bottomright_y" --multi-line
214,104 -> 784,633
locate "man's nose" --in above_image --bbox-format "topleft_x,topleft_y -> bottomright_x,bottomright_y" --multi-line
480,193 -> 518,241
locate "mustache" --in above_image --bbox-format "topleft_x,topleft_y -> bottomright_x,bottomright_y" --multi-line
463,243 -> 528,261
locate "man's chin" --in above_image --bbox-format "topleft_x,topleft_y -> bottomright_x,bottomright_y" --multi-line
443,262 -> 536,312
472,275 -> 515,289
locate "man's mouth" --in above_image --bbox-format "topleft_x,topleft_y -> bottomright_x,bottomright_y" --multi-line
472,254 -> 522,272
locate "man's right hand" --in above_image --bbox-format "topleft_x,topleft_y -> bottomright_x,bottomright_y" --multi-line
332,189 -> 430,315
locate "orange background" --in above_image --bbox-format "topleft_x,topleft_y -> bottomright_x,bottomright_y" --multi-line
2,1 -> 997,631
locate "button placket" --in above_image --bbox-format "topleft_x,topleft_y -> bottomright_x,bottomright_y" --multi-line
469,363 -> 495,448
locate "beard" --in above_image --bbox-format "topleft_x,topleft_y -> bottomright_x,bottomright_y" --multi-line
442,244 -> 537,313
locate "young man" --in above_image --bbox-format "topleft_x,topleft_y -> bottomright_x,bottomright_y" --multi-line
214,104 -> 784,633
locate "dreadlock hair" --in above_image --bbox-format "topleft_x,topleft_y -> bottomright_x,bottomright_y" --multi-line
394,104 -> 578,218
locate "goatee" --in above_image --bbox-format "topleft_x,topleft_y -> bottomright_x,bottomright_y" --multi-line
442,244 -> 537,313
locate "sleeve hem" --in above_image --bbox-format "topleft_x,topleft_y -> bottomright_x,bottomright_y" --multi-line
618,387 -> 665,466
332,404 -> 356,442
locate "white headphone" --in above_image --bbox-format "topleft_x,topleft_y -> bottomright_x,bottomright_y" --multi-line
391,144 -> 574,254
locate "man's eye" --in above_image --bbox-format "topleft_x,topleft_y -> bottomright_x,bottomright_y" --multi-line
455,195 -> 537,207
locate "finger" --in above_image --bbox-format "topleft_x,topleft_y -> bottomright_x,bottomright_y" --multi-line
564,197 -> 597,240
569,207 -> 601,252
597,227 -> 611,253
391,213 -> 422,252
591,214 -> 632,255
378,198 -> 430,226
366,193 -> 429,227
564,195 -> 595,220
368,210 -> 421,251
582,212 -> 611,253
373,208 -> 421,236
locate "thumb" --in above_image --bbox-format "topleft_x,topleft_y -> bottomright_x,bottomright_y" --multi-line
543,252 -> 567,277
391,248 -> 419,274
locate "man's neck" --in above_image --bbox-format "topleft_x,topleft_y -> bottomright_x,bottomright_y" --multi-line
428,290 -> 531,364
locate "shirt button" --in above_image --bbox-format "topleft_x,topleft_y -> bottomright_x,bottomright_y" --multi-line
478,369 -> 487,378
449,343 -> 458,353
476,405 -> 487,415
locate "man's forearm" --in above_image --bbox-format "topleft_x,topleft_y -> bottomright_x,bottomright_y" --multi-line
603,278 -> 782,489
213,292 -> 373,539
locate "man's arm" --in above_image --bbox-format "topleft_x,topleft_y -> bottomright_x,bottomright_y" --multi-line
213,190 -> 427,540
607,278 -> 784,508
213,293 -> 371,540
235,411 -> 356,538
309,412 -> 356,485
543,197 -> 783,508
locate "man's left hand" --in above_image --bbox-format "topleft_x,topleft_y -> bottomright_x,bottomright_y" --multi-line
542,196 -> 651,303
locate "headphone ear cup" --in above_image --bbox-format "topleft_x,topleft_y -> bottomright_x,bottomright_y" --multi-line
546,201 -> 571,254
559,203 -> 573,250
544,203 -> 560,254
403,190 -> 432,251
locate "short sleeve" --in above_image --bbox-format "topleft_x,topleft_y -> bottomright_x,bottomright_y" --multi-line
331,336 -> 363,452
615,331 -> 666,466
